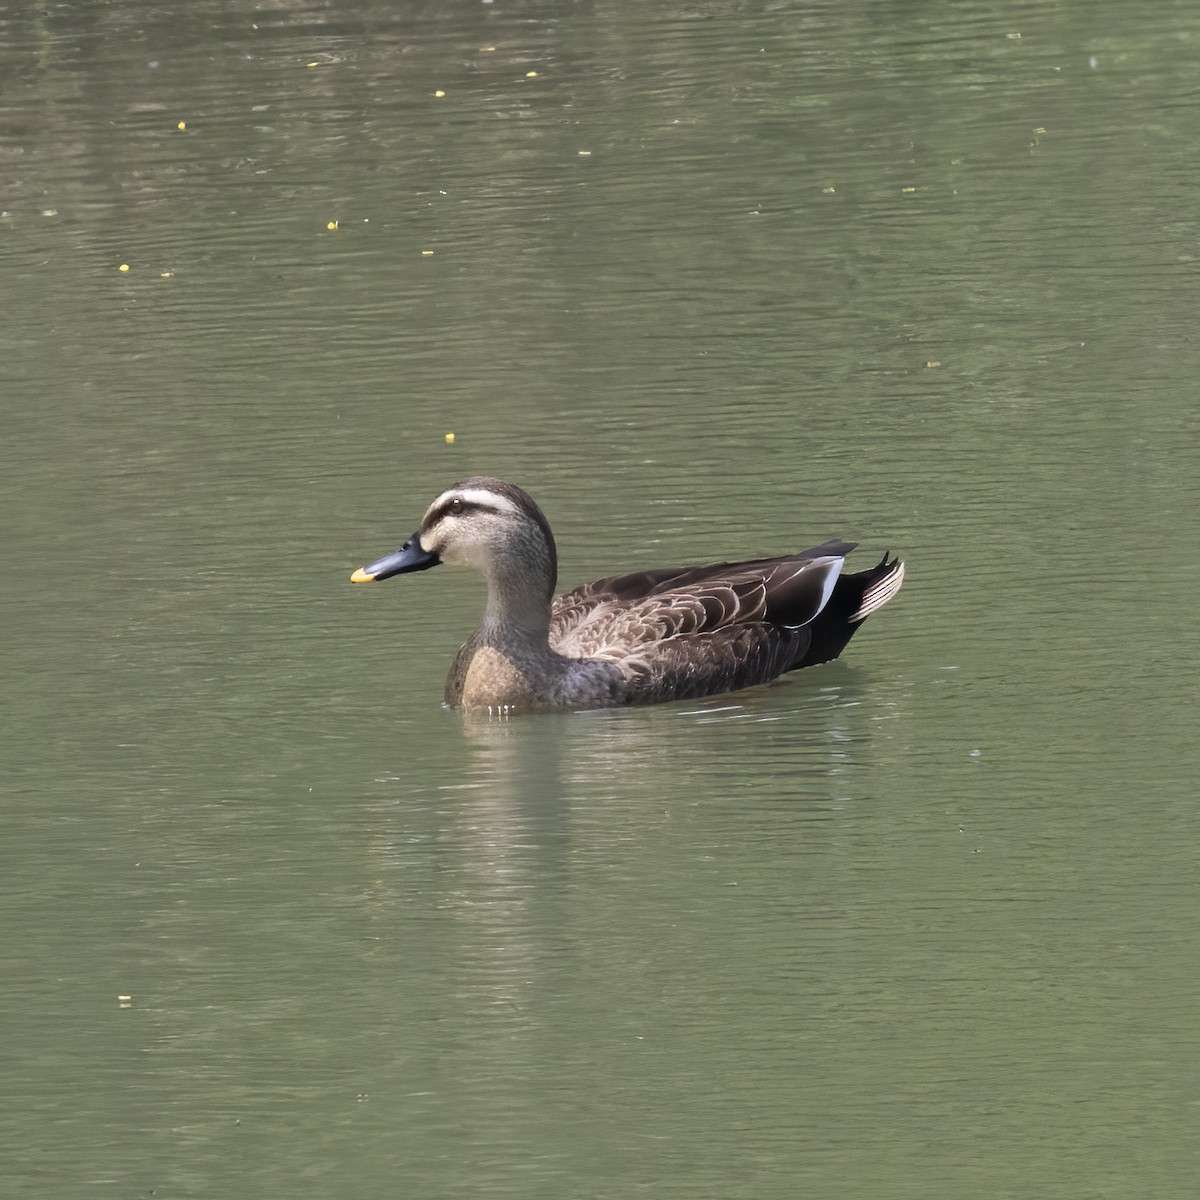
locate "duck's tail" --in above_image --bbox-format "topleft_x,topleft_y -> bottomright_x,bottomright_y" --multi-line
792,552 -> 905,669
849,553 -> 905,622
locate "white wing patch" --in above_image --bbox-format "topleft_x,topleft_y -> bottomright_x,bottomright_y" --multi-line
780,556 -> 843,629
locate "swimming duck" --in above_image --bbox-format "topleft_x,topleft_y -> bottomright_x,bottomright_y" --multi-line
351,477 -> 904,712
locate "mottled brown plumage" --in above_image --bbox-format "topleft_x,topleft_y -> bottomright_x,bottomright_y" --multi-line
351,477 -> 904,713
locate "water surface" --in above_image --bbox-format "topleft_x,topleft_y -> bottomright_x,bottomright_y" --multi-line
3,2 -> 1199,1197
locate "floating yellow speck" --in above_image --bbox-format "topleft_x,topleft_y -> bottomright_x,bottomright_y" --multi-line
1034,126 -> 1047,135
160,271 -> 174,278
444,432 -> 455,444
822,186 -> 836,194
177,120 -> 186,131
421,250 -> 434,256
526,71 -> 539,78
577,150 -> 591,156
902,186 -> 917,193
118,263 -> 130,273
327,220 -> 339,231
482,45 -> 496,52
434,89 -> 445,98
926,361 -> 942,368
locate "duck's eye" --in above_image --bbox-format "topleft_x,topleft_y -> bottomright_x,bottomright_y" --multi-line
448,497 -> 464,515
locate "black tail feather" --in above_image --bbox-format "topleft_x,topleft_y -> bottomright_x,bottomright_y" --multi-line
790,553 -> 904,669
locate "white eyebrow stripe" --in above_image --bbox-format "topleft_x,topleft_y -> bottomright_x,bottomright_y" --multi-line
426,486 -> 523,521
456,487 -> 521,513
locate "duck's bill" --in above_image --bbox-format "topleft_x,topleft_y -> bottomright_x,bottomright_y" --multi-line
350,533 -> 440,583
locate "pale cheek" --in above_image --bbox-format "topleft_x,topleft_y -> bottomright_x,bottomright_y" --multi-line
435,540 -> 472,568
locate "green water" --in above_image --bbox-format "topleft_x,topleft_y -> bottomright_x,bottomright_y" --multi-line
3,2 -> 1199,1196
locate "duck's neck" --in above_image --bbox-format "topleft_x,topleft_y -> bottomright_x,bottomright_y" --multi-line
479,556 -> 556,652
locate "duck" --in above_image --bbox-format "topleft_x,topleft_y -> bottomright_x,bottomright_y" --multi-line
350,476 -> 904,712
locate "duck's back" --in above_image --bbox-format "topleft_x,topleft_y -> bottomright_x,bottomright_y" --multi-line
548,540 -> 890,704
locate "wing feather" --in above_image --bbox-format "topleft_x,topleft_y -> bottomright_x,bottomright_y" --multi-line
549,550 -> 848,699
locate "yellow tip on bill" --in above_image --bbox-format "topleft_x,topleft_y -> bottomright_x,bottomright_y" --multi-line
350,568 -> 375,583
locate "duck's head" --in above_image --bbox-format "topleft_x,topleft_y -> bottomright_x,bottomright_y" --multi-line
351,477 -> 558,600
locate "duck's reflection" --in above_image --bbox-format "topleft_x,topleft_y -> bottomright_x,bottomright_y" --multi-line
448,664 -> 907,875
361,668 -> 910,1149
